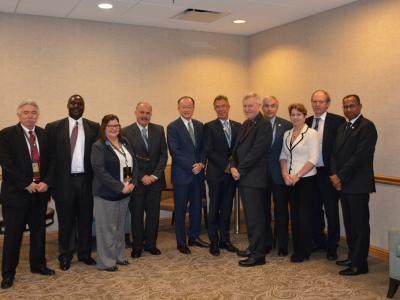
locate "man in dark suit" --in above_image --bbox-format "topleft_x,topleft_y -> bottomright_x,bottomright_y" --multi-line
330,94 -> 377,276
230,93 -> 272,267
0,101 -> 55,289
122,102 -> 168,258
305,90 -> 345,260
46,94 -> 99,270
204,95 -> 241,256
262,96 -> 292,257
167,96 -> 208,254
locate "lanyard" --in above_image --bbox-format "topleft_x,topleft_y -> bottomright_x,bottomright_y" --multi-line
109,140 -> 129,167
23,131 -> 39,162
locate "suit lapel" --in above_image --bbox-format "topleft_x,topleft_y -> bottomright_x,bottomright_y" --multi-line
17,124 -> 32,165
178,118 -> 195,149
133,123 -> 149,152
217,119 -> 230,148
63,118 -> 72,163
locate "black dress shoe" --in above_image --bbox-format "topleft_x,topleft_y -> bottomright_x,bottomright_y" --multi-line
278,248 -> 288,257
188,238 -> 209,248
59,257 -> 71,271
116,260 -> 129,266
238,257 -> 266,267
102,265 -> 118,272
31,265 -> 55,276
237,248 -> 251,257
209,243 -> 220,256
339,266 -> 368,276
131,249 -> 142,258
144,248 -> 161,255
78,257 -> 96,265
326,251 -> 338,261
1,275 -> 14,289
290,254 -> 310,263
177,245 -> 191,254
219,241 -> 238,253
336,259 -> 352,267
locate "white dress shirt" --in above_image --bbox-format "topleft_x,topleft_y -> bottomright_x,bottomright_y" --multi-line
180,116 -> 193,132
69,117 -> 85,173
280,124 -> 319,177
111,144 -> 133,185
312,111 -> 327,167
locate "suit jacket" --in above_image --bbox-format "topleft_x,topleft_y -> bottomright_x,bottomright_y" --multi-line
204,118 -> 241,182
306,112 -> 345,172
269,116 -> 292,184
91,138 -> 138,201
0,124 -> 52,207
230,112 -> 272,188
122,122 -> 168,191
331,115 -> 377,194
167,118 -> 205,185
45,117 -> 99,202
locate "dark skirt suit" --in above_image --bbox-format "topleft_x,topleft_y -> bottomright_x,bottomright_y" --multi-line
91,139 -> 137,270
280,125 -> 319,260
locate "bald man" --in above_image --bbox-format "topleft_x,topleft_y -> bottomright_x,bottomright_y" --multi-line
122,102 -> 168,258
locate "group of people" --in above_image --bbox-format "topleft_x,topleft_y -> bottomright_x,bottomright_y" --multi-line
0,90 -> 377,290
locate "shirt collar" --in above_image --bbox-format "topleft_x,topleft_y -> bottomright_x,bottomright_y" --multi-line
68,116 -> 82,126
20,124 -> 35,134
219,118 -> 230,125
314,111 -> 327,121
136,122 -> 148,131
180,116 -> 192,126
349,113 -> 361,124
270,116 -> 276,126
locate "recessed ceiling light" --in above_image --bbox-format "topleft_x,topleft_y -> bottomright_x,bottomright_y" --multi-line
233,19 -> 246,24
98,3 -> 113,9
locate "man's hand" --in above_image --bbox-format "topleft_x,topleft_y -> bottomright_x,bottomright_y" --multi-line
36,182 -> 49,193
330,174 -> 342,191
141,175 -> 156,185
122,183 -> 135,194
230,167 -> 240,181
192,163 -> 204,175
25,182 -> 38,193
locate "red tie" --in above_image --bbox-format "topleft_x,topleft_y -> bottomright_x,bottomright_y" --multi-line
29,130 -> 40,181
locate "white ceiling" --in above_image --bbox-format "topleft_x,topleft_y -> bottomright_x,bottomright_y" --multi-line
0,0 -> 358,35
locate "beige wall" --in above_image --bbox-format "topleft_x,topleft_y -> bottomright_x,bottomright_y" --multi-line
0,13 -> 248,130
249,0 -> 400,249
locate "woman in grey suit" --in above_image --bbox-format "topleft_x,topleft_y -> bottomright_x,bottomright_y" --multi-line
91,114 -> 137,271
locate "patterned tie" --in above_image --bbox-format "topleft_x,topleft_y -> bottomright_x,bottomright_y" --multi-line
142,127 -> 149,150
188,121 -> 196,147
223,120 -> 231,147
271,120 -> 276,146
29,130 -> 40,181
314,117 -> 321,131
70,121 -> 79,156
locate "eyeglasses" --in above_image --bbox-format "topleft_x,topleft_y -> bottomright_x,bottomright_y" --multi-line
106,124 -> 120,129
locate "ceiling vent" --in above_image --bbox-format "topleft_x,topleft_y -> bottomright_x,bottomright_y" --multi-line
172,9 -> 229,23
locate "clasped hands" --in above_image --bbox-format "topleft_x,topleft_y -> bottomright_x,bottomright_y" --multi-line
329,174 -> 342,191
122,183 -> 135,194
192,163 -> 204,175
25,182 -> 48,193
283,174 -> 300,186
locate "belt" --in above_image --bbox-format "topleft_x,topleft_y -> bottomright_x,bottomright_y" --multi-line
70,173 -> 85,177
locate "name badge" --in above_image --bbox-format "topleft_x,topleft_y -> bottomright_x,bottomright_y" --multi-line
32,162 -> 40,177
123,166 -> 132,183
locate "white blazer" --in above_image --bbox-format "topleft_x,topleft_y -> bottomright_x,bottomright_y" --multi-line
279,124 -> 319,178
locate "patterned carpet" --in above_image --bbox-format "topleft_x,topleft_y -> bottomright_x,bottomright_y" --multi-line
0,223 -> 394,300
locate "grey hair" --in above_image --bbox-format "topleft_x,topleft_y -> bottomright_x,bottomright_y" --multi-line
17,100 -> 40,114
243,92 -> 262,105
136,101 -> 152,110
262,96 -> 279,107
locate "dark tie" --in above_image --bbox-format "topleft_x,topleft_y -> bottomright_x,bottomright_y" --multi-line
141,127 -> 149,150
70,121 -> 79,155
314,117 -> 321,131
29,130 -> 40,181
240,120 -> 253,142
345,121 -> 352,131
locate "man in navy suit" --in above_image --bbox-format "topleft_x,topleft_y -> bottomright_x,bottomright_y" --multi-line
167,96 -> 208,254
204,95 -> 241,256
0,101 -> 55,289
262,96 -> 292,257
331,94 -> 377,276
305,90 -> 345,260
